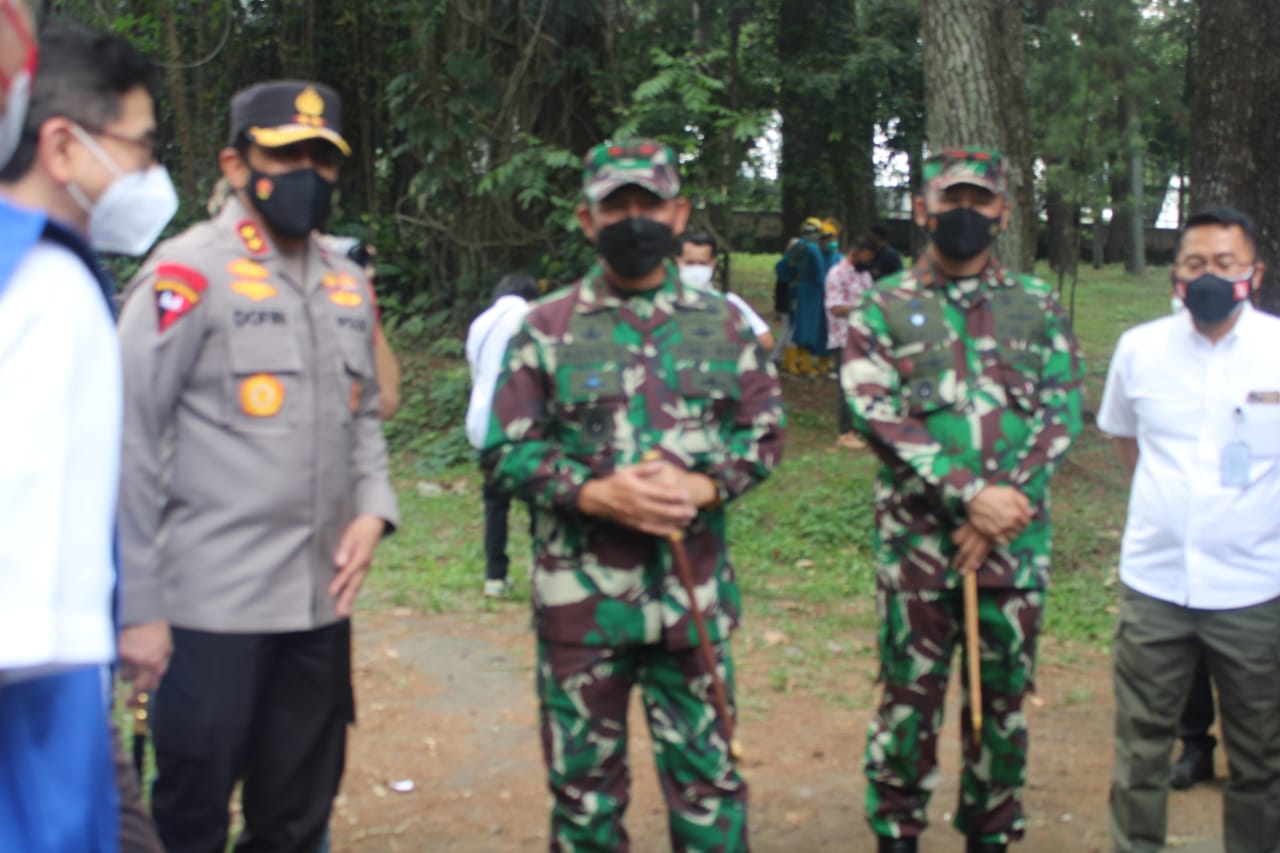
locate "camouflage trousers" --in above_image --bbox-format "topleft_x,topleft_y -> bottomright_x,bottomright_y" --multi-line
865,587 -> 1044,843
536,638 -> 748,852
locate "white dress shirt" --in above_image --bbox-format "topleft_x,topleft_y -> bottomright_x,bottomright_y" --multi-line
465,295 -> 531,449
0,241 -> 120,674
724,291 -> 770,339
1098,303 -> 1280,609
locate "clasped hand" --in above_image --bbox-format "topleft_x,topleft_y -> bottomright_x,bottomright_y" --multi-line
575,459 -> 716,537
952,485 -> 1032,575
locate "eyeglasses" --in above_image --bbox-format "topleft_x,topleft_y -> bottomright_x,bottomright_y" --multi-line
83,127 -> 162,165
1174,253 -> 1256,280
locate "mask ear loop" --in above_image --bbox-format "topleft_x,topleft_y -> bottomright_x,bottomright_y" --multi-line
68,124 -> 126,179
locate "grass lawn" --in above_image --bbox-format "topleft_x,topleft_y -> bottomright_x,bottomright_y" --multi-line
369,255 -> 1175,673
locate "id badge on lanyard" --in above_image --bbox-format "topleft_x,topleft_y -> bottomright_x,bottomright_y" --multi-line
1221,406 -> 1250,488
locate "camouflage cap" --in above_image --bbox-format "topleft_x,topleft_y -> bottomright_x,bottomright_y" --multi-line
923,146 -> 1008,195
582,139 -> 681,203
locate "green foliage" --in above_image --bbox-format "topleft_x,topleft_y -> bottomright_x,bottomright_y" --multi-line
1028,0 -> 1195,229
382,361 -> 472,472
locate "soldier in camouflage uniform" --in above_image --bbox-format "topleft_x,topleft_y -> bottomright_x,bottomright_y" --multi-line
841,147 -> 1084,853
484,139 -> 785,852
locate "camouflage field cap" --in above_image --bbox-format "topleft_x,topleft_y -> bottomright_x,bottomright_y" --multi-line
582,139 -> 681,202
924,146 -> 1008,195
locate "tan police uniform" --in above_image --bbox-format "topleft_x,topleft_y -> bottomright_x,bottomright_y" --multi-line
117,194 -> 397,631
115,78 -> 398,853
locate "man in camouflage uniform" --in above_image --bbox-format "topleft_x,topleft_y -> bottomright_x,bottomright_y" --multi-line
841,147 -> 1084,853
484,139 -> 785,852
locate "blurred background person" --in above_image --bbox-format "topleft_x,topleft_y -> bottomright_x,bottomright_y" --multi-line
466,271 -> 539,598
825,234 -> 876,449
675,232 -> 775,351
1,15 -> 174,853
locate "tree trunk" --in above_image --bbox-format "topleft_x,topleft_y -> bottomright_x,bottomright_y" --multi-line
1045,183 -> 1067,273
1191,0 -> 1280,311
777,0 -> 827,239
162,5 -> 197,205
921,0 -> 1034,273
1125,91 -> 1145,275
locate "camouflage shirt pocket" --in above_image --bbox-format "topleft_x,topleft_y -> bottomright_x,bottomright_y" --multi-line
675,370 -> 740,456
897,344 -> 956,416
555,367 -> 627,456
997,345 -> 1042,412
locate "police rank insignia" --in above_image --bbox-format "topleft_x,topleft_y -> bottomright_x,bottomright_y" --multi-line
236,219 -> 269,255
154,263 -> 208,333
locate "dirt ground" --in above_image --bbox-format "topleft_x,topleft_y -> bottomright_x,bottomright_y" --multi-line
327,607 -> 1229,853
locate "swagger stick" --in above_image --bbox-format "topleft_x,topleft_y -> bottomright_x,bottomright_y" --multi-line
667,527 -> 744,761
132,691 -> 150,777
963,571 -> 982,747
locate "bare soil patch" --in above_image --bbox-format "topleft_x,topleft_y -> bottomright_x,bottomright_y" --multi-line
329,608 -> 1227,852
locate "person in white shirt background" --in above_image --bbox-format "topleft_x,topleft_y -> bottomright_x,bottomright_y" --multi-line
466,272 -> 540,597
0,16 -> 176,852
1098,206 -> 1280,853
675,231 -> 776,352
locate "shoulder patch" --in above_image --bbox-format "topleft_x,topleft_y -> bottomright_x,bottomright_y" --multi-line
236,220 -> 269,255
154,262 -> 208,333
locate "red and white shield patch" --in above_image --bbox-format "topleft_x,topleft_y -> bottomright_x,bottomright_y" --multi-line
154,263 -> 208,333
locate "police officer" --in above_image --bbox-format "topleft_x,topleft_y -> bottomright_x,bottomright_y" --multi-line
484,139 -> 785,851
115,80 -> 398,853
841,147 -> 1084,853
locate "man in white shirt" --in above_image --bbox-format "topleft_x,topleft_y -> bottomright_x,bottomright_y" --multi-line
676,232 -> 776,351
466,272 -> 539,596
0,18 -> 173,852
1098,206 -> 1280,853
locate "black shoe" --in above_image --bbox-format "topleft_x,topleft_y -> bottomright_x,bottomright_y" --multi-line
967,841 -> 1007,853
1170,736 -> 1215,790
877,837 -> 917,853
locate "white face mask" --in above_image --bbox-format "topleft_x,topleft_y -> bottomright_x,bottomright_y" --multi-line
679,263 -> 715,288
67,124 -> 179,256
0,66 -> 30,168
0,0 -> 36,168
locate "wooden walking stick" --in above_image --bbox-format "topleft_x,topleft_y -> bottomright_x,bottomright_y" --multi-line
644,450 -> 742,760
667,527 -> 744,761
963,571 -> 982,747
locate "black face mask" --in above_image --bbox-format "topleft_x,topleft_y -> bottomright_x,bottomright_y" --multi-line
929,207 -> 1000,261
595,216 -> 674,280
247,167 -> 335,240
1181,273 -> 1250,325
